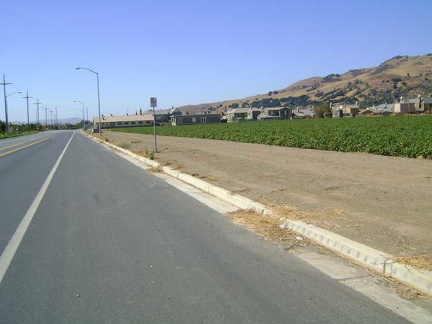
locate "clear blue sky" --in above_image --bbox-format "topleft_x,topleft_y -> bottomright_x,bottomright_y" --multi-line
1,0 -> 431,122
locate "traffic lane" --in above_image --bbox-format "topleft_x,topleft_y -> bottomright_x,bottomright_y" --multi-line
0,131 -> 72,255
0,132 -> 41,149
0,133 -> 407,323
0,131 -> 57,154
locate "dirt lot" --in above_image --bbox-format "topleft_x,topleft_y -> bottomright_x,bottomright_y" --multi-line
98,131 -> 432,269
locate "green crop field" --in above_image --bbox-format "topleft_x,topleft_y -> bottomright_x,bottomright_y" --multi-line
112,116 -> 432,158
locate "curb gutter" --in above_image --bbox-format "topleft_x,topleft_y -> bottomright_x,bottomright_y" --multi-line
282,220 -> 432,296
92,135 -> 432,296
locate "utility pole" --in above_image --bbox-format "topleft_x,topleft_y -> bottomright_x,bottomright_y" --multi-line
1,74 -> 12,133
49,108 -> 53,129
42,105 -> 48,130
23,91 -> 33,132
34,99 -> 42,127
55,106 -> 58,129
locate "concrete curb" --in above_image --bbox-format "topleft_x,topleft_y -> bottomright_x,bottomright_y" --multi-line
89,134 -> 432,296
282,219 -> 432,295
162,166 -> 270,215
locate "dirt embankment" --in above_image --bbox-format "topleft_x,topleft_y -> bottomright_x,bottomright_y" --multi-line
98,131 -> 432,269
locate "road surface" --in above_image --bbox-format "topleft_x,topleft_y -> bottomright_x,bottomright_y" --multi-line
0,131 -> 408,323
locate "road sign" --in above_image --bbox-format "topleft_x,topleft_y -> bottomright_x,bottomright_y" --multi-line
150,97 -> 157,108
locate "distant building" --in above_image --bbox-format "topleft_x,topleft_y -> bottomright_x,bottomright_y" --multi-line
226,107 -> 292,122
93,114 -> 155,130
418,95 -> 432,111
143,107 -> 182,123
257,107 -> 292,120
393,96 -> 416,114
368,103 -> 394,115
364,95 -> 431,115
293,106 -> 314,119
226,108 -> 261,122
170,114 -> 221,126
331,102 -> 359,117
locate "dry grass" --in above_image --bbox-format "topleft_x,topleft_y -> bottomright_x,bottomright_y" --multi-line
227,209 -> 430,301
270,205 -> 357,231
117,142 -> 131,149
226,210 -> 308,250
200,175 -> 219,182
147,166 -> 162,173
395,252 -> 432,271
380,275 -> 426,301
131,150 -> 145,156
271,205 -> 432,270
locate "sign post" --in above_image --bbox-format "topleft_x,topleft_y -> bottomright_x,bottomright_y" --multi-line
150,97 -> 158,152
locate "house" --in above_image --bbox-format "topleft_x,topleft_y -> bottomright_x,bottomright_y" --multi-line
358,108 -> 375,116
392,95 -> 432,114
226,108 -> 261,122
93,114 -> 154,130
331,102 -> 360,117
292,106 -> 314,119
393,97 -> 416,114
171,114 -> 221,126
418,95 -> 432,111
371,103 -> 394,114
226,107 -> 292,122
143,107 -> 182,123
257,107 -> 292,120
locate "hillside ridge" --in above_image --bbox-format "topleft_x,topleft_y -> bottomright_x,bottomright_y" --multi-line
177,54 -> 432,113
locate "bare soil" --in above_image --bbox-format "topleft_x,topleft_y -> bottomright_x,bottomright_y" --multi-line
98,131 -> 432,269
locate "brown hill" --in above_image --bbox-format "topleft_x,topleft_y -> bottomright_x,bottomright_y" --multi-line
177,54 -> 432,113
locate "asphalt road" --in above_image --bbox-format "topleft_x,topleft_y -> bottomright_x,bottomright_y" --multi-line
0,131 -> 408,323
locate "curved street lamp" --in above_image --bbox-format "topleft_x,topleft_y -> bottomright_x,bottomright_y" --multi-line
74,100 -> 85,129
6,91 -> 22,98
76,67 -> 101,136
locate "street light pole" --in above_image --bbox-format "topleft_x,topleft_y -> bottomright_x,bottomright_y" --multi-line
74,100 -> 85,129
76,67 -> 101,136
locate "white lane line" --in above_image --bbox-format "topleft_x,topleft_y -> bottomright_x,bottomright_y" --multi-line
0,132 -> 75,285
